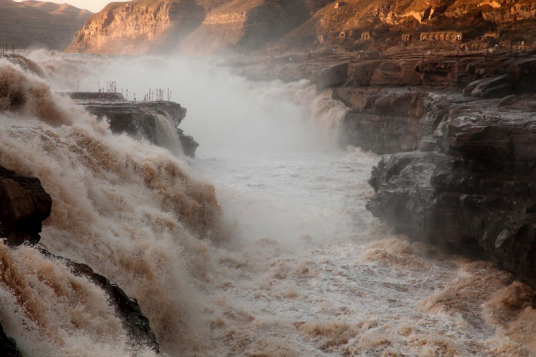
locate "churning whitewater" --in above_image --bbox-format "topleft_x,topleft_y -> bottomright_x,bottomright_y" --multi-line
0,51 -> 534,357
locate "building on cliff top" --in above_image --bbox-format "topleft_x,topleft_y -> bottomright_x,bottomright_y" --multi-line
419,31 -> 463,42
401,33 -> 419,42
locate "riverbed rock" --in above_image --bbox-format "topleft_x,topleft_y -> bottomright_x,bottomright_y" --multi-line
368,110 -> 536,288
498,94 -> 517,107
0,166 -> 52,246
69,93 -> 199,157
336,87 -> 432,153
463,74 -> 514,99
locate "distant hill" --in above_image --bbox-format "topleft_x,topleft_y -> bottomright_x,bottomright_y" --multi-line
65,0 -> 536,55
0,0 -> 92,50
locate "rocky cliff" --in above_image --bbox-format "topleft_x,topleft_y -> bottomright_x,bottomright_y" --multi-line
279,0 -> 536,51
66,0 -> 330,54
0,0 -> 92,50
367,99 -> 536,288
66,0 -> 206,54
65,0 -> 536,54
180,0 -> 329,54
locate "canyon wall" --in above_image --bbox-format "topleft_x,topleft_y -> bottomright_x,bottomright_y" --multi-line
66,0 -> 536,55
66,0 -> 326,55
66,0 -> 206,54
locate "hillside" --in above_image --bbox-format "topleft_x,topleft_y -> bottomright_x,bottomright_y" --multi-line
66,0 -> 536,55
0,0 -> 92,50
278,0 -> 536,51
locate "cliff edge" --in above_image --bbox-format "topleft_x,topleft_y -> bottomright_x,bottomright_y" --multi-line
66,0 -> 536,55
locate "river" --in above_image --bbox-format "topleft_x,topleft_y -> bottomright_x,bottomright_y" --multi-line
0,51 -> 533,356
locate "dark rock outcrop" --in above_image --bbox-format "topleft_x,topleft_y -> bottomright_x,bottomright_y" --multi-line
68,93 -> 199,157
0,166 -> 52,246
38,248 -> 159,353
463,74 -> 514,99
368,110 -> 536,288
311,62 -> 348,90
336,87 -> 432,153
0,324 -> 21,357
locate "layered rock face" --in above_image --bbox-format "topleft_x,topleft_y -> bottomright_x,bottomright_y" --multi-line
66,0 -> 206,54
0,0 -> 91,50
367,97 -> 536,288
69,92 -> 199,157
181,0 -> 316,54
66,0 -> 331,54
280,0 -> 536,50
335,86 -> 432,153
64,0 -> 536,54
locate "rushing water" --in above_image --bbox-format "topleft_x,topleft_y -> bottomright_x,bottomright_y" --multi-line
0,51 -> 534,356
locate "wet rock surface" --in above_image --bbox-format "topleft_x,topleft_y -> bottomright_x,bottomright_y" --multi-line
0,324 -> 21,357
38,248 -> 160,353
226,51 -> 536,290
227,50 -> 536,290
335,86 -> 432,153
368,105 -> 536,288
0,165 -> 52,246
0,160 -> 158,353
68,93 -> 199,157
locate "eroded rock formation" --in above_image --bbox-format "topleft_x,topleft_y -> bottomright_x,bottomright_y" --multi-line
66,0 -> 206,54
367,97 -> 536,288
69,92 -> 199,157
180,0 -> 319,54
66,0 -> 325,55
335,86 -> 432,153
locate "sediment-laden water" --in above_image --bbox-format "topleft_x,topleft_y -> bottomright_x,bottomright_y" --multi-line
0,51 -> 533,356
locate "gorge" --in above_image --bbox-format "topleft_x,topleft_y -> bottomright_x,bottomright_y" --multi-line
0,0 -> 535,355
